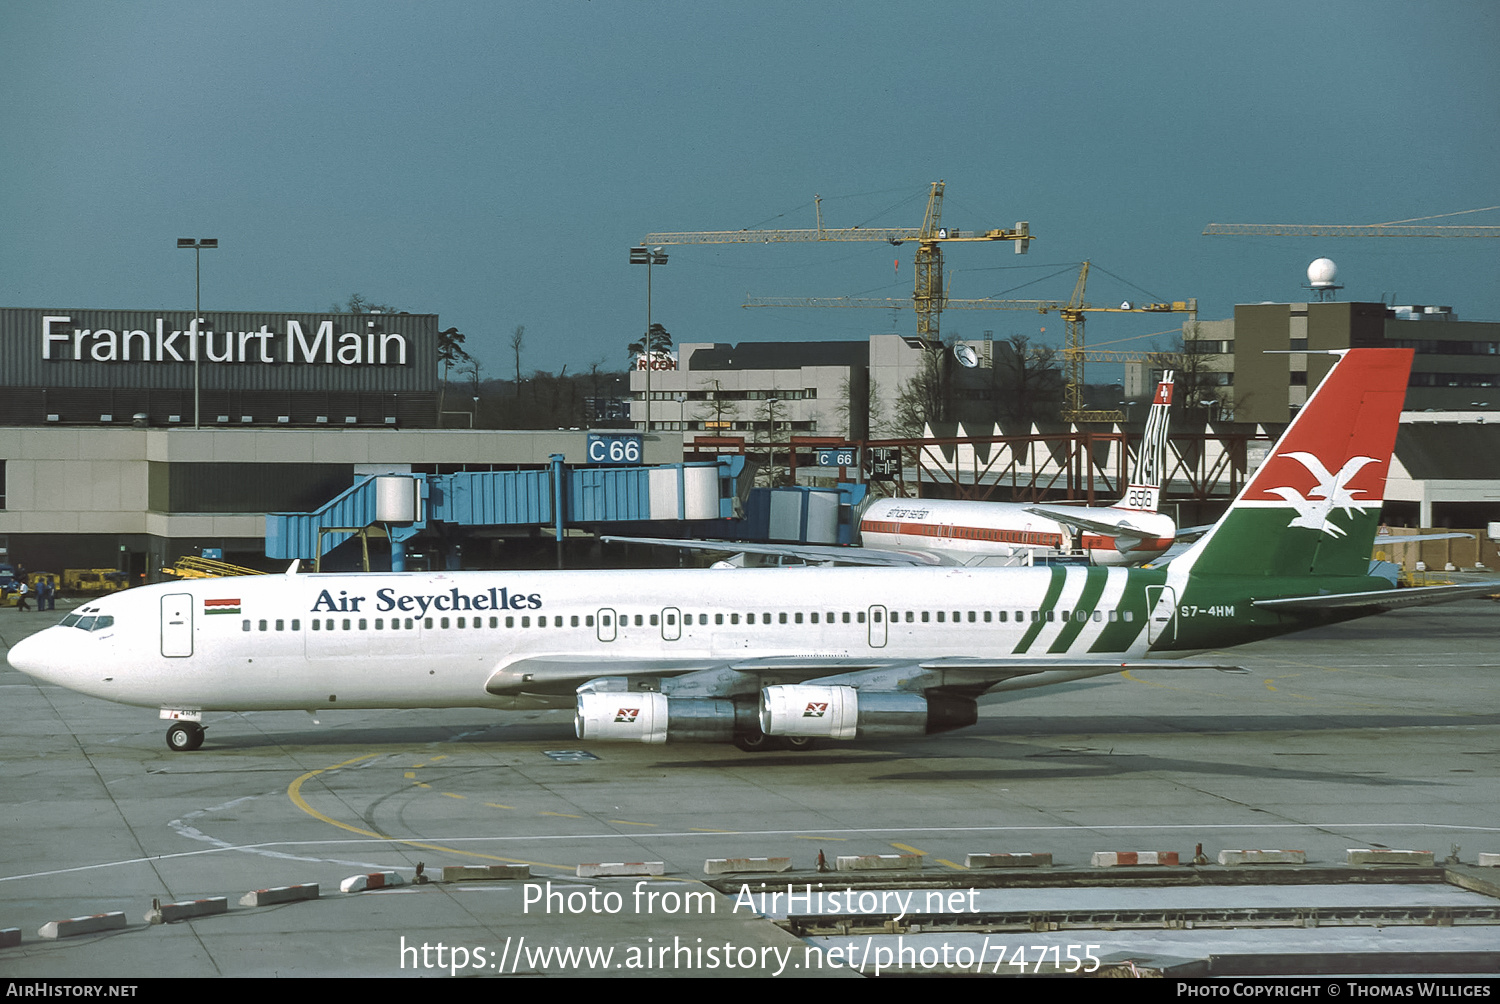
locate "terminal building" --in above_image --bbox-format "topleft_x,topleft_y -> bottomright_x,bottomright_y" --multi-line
1127,301 -> 1500,423
1124,300 -> 1500,528
8,301 -> 1499,579
0,308 -> 685,578
631,333 -> 1016,438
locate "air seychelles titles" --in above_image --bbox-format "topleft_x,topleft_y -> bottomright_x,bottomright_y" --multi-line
311,587 -> 543,617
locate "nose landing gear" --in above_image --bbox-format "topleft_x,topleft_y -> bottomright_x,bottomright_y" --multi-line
166,722 -> 205,752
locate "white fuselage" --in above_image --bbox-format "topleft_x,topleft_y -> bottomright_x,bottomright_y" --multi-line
8,565 -> 1156,714
859,498 -> 1176,566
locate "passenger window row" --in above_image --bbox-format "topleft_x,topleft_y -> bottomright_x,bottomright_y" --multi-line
237,608 -> 1135,633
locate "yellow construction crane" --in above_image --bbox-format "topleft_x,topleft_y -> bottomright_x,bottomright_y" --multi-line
1055,263 -> 1196,422
1204,207 -> 1500,238
747,261 -> 1196,422
644,180 -> 1033,342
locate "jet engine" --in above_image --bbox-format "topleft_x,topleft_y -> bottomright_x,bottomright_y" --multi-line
574,692 -> 752,744
759,685 -> 977,739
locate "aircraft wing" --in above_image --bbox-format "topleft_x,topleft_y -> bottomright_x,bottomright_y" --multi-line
1253,580 -> 1500,613
491,652 -> 1245,700
1023,506 -> 1156,550
600,535 -> 955,566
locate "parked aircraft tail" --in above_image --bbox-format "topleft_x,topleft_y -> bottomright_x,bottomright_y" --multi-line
1117,371 -> 1174,512
1179,349 -> 1412,579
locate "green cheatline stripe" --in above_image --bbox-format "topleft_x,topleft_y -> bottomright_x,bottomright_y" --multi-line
1049,567 -> 1109,653
205,608 -> 241,615
1088,568 -> 1159,653
1012,565 -> 1067,654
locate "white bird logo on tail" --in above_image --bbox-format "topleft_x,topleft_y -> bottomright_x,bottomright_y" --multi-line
1264,452 -> 1379,538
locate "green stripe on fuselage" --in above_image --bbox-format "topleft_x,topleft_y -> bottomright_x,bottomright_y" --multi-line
1013,564 -> 1067,654
1049,567 -> 1109,653
1088,567 -> 1161,653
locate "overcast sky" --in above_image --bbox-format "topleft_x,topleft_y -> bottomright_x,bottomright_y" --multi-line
2,1 -> 1496,382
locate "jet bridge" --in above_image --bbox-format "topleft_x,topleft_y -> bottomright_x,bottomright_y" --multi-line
265,456 -> 744,568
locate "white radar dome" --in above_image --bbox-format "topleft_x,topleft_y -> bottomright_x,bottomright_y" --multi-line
1307,258 -> 1339,288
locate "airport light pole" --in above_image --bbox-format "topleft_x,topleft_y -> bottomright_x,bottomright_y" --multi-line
177,238 -> 218,429
629,246 -> 668,432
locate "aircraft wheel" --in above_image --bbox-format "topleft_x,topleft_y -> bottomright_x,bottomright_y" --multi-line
782,736 -> 817,752
166,722 -> 204,752
732,731 -> 780,753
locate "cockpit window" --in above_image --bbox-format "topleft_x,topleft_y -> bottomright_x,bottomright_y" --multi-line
62,613 -> 114,632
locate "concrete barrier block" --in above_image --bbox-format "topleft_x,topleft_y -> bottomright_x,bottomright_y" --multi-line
576,862 -> 665,878
340,871 -> 405,893
1217,849 -> 1307,866
441,865 -> 531,882
146,896 -> 228,925
1091,851 -> 1180,867
703,857 -> 792,875
39,912 -> 127,939
239,883 -> 320,907
1347,849 -> 1434,866
965,852 -> 1052,869
835,854 -> 923,872
1476,853 -> 1500,868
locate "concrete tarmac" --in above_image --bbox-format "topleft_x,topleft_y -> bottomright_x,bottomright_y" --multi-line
1,596 -> 1497,977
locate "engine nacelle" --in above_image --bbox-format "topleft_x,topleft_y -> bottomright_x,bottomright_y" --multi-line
759,685 -> 859,738
760,686 -> 977,739
574,693 -> 741,744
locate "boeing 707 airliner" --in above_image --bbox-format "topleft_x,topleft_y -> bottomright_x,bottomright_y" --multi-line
10,349 -> 1494,753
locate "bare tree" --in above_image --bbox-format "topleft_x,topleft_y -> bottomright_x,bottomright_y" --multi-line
892,347 -> 948,438
331,293 -> 399,314
510,325 -> 526,397
993,334 -> 1063,424
756,395 -> 786,487
1149,322 -> 1231,419
458,355 -> 483,426
692,379 -> 739,434
837,373 -> 882,440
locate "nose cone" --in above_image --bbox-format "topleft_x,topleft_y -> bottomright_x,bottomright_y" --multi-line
7,628 -> 69,686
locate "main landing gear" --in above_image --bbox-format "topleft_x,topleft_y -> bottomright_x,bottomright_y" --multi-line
732,730 -> 817,753
166,722 -> 205,752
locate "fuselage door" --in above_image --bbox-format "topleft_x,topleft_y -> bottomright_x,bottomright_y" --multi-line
161,593 -> 194,658
661,607 -> 681,642
867,604 -> 887,648
1145,585 -> 1177,646
596,608 -> 617,643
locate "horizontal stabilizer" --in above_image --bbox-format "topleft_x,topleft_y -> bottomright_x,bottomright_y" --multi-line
1374,532 -> 1475,544
1025,506 -> 1145,542
1253,580 -> 1500,613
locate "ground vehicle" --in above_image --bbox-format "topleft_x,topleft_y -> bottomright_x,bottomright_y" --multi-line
63,568 -> 130,594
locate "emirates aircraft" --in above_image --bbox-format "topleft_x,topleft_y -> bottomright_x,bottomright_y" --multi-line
9,349 -> 1496,753
857,374 -> 1179,567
